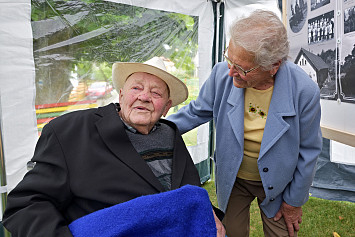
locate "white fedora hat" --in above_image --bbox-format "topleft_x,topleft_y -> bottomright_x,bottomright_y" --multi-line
112,57 -> 188,107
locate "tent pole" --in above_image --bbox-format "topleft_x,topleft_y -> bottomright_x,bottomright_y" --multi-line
0,105 -> 11,237
282,0 -> 287,29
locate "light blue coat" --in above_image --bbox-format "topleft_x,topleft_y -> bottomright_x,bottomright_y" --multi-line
167,61 -> 322,218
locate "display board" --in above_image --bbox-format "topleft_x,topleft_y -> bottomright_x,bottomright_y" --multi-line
287,0 -> 355,158
286,0 -> 355,201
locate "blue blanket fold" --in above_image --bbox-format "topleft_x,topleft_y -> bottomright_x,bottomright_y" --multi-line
69,185 -> 217,237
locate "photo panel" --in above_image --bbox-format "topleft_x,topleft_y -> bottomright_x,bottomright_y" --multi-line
289,0 -> 308,33
344,5 -> 355,34
307,11 -> 335,45
288,0 -> 337,100
340,0 -> 355,103
311,0 -> 331,11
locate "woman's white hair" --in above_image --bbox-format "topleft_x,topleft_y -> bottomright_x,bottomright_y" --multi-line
229,9 -> 289,70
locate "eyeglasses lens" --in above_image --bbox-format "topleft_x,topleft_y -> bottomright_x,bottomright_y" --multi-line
224,50 -> 247,76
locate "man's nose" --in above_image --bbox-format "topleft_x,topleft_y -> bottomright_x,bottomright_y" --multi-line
138,91 -> 152,102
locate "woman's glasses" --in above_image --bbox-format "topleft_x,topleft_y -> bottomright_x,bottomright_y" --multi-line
223,47 -> 260,76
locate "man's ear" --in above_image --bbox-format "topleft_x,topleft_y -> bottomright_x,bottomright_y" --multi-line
162,100 -> 173,117
118,89 -> 123,101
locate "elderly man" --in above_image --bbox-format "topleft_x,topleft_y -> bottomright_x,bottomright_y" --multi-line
2,57 -> 225,237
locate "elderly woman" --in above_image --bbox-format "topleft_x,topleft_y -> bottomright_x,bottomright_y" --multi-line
168,10 -> 322,237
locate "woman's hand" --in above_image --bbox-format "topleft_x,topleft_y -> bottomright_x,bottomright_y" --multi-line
274,201 -> 302,237
213,209 -> 226,237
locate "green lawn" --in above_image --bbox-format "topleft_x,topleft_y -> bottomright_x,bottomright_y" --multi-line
202,181 -> 355,237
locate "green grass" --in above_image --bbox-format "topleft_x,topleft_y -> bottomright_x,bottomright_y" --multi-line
202,181 -> 355,237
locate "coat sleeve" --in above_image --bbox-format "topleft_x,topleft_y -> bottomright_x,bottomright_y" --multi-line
167,63 -> 221,134
283,85 -> 322,207
2,124 -> 73,237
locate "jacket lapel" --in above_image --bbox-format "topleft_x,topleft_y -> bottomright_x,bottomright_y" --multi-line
225,63 -> 296,161
94,104 -> 164,192
259,63 -> 296,159
169,121 -> 187,189
227,87 -> 245,158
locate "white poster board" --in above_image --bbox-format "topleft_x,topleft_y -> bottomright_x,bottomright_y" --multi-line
286,0 -> 355,163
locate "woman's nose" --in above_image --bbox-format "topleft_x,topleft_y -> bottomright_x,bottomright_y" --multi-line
228,65 -> 239,77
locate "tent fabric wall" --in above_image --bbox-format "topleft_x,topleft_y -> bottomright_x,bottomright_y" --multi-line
310,138 -> 355,202
224,0 -> 281,44
0,0 -> 38,200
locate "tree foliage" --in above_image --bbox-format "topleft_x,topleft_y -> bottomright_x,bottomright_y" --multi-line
31,0 -> 198,104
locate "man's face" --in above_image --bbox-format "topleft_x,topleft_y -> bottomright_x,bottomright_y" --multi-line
119,72 -> 172,134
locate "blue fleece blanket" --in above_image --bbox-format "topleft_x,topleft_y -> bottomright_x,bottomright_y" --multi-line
69,185 -> 217,237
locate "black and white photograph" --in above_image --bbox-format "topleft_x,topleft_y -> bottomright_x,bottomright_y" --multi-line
311,0 -> 331,11
289,0 -> 308,33
307,11 -> 334,45
340,37 -> 355,103
294,47 -> 337,100
344,5 -> 355,34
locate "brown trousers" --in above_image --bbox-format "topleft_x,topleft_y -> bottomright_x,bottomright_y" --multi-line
222,178 -> 297,237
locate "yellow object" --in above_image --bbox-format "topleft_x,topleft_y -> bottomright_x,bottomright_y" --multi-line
69,81 -> 88,102
333,232 -> 341,237
237,86 -> 274,181
36,103 -> 97,114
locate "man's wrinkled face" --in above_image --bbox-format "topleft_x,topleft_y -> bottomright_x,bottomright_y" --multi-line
119,72 -> 172,134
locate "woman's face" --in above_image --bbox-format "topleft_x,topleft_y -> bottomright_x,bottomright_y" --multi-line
226,42 -> 279,90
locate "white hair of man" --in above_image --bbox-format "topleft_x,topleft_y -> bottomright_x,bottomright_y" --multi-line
229,9 -> 290,70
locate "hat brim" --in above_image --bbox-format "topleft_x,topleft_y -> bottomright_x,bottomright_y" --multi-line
112,62 -> 188,107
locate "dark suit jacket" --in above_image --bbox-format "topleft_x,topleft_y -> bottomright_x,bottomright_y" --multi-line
2,103 -> 201,237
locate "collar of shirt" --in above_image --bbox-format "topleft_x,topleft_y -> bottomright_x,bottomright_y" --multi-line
118,114 -> 160,134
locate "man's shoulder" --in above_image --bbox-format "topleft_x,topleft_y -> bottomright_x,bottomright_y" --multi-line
49,103 -> 115,126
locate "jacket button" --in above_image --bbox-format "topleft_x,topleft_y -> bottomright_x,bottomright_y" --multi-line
268,186 -> 273,190
263,167 -> 269,172
270,198 -> 275,201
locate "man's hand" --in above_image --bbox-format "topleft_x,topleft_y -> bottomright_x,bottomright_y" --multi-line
212,209 -> 226,237
274,201 -> 302,237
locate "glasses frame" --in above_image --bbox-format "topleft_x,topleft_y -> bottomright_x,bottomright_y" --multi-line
223,47 -> 260,76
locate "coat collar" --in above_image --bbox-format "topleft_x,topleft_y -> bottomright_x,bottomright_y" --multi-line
260,61 -> 296,158
93,103 -> 187,191
226,62 -> 296,159
94,103 -> 164,192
